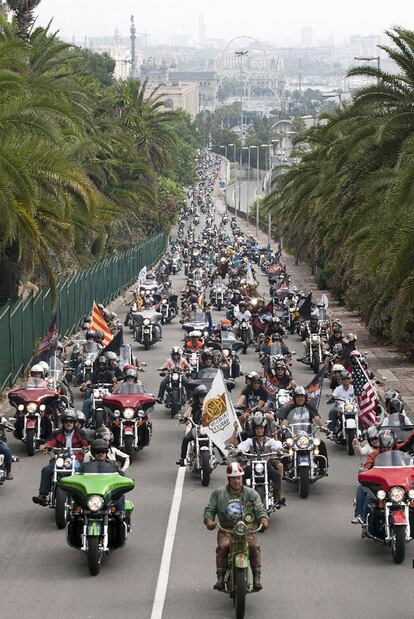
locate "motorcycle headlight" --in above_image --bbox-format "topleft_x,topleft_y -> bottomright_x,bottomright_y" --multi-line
18,404 -> 25,411
199,427 -> 208,436
311,335 -> 319,343
27,402 -> 37,413
251,298 -> 258,306
376,490 -> 387,500
93,389 -> 100,398
143,318 -> 150,326
408,490 -> 414,500
296,435 -> 310,449
286,438 -> 293,447
344,403 -> 354,413
162,299 -> 167,304
313,438 -> 320,446
234,522 -> 247,537
123,407 -> 135,420
222,349 -> 229,358
172,373 -> 179,381
254,463 -> 264,474
87,495 -> 104,512
389,486 -> 405,503
85,359 -> 93,367
64,458 -> 72,469
56,457 -> 64,468
39,404 -> 46,412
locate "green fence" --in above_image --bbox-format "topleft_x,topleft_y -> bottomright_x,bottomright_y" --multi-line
0,233 -> 167,391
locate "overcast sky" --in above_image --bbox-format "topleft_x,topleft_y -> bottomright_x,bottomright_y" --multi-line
35,0 -> 414,43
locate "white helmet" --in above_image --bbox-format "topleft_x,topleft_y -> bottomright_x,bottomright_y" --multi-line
332,364 -> 345,372
189,330 -> 201,337
30,363 -> 45,377
226,462 -> 245,477
38,361 -> 50,377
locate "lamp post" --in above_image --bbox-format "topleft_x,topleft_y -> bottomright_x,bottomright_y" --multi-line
249,145 -> 259,236
227,143 -> 236,183
242,146 -> 248,218
354,55 -> 380,71
235,50 -> 248,217
220,144 -> 228,160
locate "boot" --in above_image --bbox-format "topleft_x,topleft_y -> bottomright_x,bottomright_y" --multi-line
252,568 -> 262,591
213,568 -> 226,591
5,468 -> 13,480
272,481 -> 285,509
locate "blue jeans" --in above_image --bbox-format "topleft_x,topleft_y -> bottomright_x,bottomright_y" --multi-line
82,396 -> 92,420
0,442 -> 12,470
355,485 -> 375,519
39,460 -> 81,495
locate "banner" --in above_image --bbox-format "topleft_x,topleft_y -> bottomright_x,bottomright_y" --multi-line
34,313 -> 58,361
89,302 -> 113,347
137,266 -> 147,287
201,370 -> 241,452
305,364 -> 327,413
246,259 -> 255,286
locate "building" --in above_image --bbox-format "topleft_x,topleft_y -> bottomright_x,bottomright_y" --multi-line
147,82 -> 199,118
169,71 -> 217,110
301,27 -> 313,47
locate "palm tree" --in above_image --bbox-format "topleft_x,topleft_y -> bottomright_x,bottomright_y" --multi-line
7,0 -> 41,39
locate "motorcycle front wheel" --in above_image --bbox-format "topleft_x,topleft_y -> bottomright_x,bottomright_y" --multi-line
87,536 -> 101,576
234,567 -> 246,619
55,486 -> 67,529
391,527 -> 406,564
124,434 -> 135,462
298,466 -> 310,499
312,351 -> 320,374
346,429 -> 356,456
200,450 -> 211,487
144,334 -> 151,351
26,428 -> 36,457
171,389 -> 180,418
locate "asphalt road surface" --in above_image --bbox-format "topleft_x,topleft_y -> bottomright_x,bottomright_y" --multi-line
0,194 -> 413,619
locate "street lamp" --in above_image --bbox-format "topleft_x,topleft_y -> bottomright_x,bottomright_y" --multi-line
235,50 -> 248,217
220,144 -> 228,160
227,143 -> 236,183
249,145 -> 259,236
354,55 -> 380,71
242,146 -> 249,220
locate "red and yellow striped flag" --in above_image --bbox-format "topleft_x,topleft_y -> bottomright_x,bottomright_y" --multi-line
90,302 -> 113,346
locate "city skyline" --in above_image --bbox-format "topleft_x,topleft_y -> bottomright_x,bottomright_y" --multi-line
34,0 -> 414,44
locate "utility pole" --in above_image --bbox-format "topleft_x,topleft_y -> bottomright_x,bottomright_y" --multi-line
235,50 -> 248,216
130,15 -> 137,78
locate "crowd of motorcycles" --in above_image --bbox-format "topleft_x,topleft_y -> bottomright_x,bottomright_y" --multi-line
2,149 -> 414,616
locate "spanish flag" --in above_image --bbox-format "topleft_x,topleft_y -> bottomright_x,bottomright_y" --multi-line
90,302 -> 113,346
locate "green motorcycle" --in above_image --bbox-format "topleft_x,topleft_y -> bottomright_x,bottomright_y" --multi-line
216,515 -> 263,619
59,473 -> 134,576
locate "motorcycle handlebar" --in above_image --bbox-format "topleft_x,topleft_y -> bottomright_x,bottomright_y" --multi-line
215,522 -> 263,534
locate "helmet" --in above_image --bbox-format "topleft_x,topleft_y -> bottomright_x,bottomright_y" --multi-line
201,350 -> 214,360
95,330 -> 104,342
310,312 -> 319,321
38,361 -> 50,377
385,389 -> 400,403
125,367 -> 138,379
96,426 -> 114,443
221,319 -> 232,329
341,371 -> 352,379
105,351 -> 117,361
293,386 -> 306,397
226,462 -> 245,477
346,332 -> 357,342
62,410 -> 77,424
275,361 -> 286,370
378,429 -> 396,450
332,364 -> 345,372
30,363 -> 45,377
367,426 -> 379,441
86,329 -> 97,340
76,411 -> 86,425
123,364 -> 135,373
97,356 -> 108,368
189,330 -> 201,338
349,350 -> 361,358
193,385 -> 208,401
171,346 -> 182,357
388,398 -> 403,415
251,414 -> 267,428
90,438 -> 109,456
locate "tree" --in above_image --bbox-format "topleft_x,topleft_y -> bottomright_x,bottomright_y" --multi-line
7,0 -> 41,39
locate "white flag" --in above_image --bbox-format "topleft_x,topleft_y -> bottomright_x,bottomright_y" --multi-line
137,266 -> 147,287
201,370 -> 241,452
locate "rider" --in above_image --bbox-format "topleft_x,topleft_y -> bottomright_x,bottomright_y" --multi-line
352,426 -> 380,457
233,414 -> 285,506
176,385 -> 207,466
32,411 -> 89,506
327,370 -> 356,435
233,300 -> 253,342
26,363 -> 48,388
185,331 -> 204,353
81,356 -> 116,420
0,416 -> 16,480
157,347 -> 191,402
84,427 -> 130,472
203,462 -> 269,592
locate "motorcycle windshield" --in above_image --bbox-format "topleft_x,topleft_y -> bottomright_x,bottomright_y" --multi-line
59,473 -> 134,497
25,378 -> 49,389
373,451 -> 413,468
118,383 -> 145,394
84,341 -> 99,354
119,345 -> 132,370
213,278 -> 224,288
190,310 -> 206,323
49,356 -> 64,382
286,407 -> 312,435
269,343 -> 282,355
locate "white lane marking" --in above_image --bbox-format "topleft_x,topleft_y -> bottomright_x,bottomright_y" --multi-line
150,466 -> 186,619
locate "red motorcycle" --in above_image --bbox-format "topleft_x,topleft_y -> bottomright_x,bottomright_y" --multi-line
103,384 -> 155,461
358,450 -> 414,564
8,382 -> 62,456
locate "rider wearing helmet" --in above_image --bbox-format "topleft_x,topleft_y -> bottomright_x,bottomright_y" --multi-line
236,374 -> 268,412
32,411 -> 89,506
83,426 -> 130,472
204,461 -> 269,592
352,425 -> 380,457
176,385 -> 208,466
233,301 -> 253,342
329,363 -> 345,390
27,363 -> 48,388
327,370 -> 356,435
186,331 -> 203,352
382,397 -> 412,428
157,347 -> 190,402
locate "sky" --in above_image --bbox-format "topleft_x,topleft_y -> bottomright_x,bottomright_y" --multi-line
34,0 -> 414,44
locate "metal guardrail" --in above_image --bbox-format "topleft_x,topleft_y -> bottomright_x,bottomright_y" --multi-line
0,233 -> 167,391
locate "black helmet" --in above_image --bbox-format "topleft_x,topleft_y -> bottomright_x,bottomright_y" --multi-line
86,329 -> 97,340
378,429 -> 396,450
95,330 -> 104,342
251,414 -> 267,428
201,350 -> 214,361
193,385 -> 208,402
293,386 -> 307,398
62,410 -> 77,424
90,439 -> 109,456
95,426 -> 114,443
388,398 -> 403,415
97,356 -> 108,368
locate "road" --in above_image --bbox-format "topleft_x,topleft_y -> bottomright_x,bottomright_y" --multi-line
0,185 -> 413,619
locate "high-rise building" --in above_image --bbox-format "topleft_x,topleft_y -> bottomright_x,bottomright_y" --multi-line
198,13 -> 206,45
300,27 -> 313,47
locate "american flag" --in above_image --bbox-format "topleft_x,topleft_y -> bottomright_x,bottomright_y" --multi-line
305,365 -> 326,413
351,357 -> 379,427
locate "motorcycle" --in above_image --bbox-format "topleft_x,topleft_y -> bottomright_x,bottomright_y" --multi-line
187,351 -> 200,378
89,383 -> 112,429
159,294 -> 178,324
43,446 -> 84,529
9,384 -> 62,456
329,399 -> 361,455
59,472 -> 135,575
103,384 -> 154,460
133,310 -> 162,350
282,415 -> 327,498
357,450 -> 414,564
238,451 -> 283,515
238,319 -> 251,355
210,278 -> 226,311
307,332 -> 323,373
215,515 -> 263,619
181,418 -> 218,486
